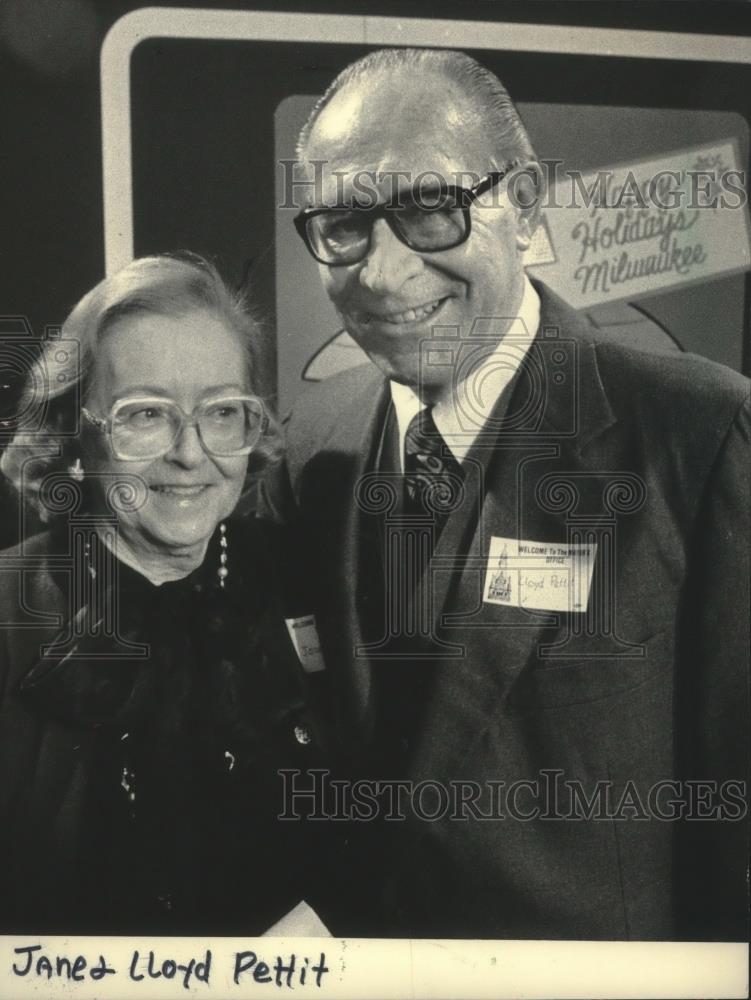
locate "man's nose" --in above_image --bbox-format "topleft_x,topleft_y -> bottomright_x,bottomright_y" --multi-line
166,421 -> 206,468
358,218 -> 423,294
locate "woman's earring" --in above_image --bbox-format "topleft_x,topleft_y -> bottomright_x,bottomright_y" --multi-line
217,522 -> 229,588
68,458 -> 84,482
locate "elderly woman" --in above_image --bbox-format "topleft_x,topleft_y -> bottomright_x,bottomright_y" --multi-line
0,253 -> 328,934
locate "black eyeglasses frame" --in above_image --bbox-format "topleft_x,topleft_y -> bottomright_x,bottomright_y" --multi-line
293,168 -> 513,267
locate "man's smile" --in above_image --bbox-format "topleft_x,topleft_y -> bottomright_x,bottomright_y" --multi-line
354,296 -> 450,327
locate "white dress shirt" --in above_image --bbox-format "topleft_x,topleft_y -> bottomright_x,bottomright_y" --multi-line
390,277 -> 541,469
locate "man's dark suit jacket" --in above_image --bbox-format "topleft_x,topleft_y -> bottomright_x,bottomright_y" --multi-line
263,285 -> 749,941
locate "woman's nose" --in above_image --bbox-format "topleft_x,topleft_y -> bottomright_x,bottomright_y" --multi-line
166,421 -> 206,467
358,218 -> 424,294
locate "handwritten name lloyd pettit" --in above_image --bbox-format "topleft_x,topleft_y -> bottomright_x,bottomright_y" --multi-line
11,944 -> 330,989
483,536 -> 597,612
520,573 -> 571,591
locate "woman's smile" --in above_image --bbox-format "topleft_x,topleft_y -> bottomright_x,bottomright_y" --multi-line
148,483 -> 213,508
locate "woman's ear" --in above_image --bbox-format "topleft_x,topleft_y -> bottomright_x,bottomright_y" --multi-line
509,162 -> 544,252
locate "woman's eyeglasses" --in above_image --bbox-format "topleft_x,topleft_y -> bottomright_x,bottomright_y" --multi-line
294,169 -> 512,267
82,395 -> 267,461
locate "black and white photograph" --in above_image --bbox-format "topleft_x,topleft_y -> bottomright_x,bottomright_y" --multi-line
1,2 -> 749,997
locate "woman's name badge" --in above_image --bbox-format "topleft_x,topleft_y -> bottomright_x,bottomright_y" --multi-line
483,536 -> 597,613
285,615 -> 326,673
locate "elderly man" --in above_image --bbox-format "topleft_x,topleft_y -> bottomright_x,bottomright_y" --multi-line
264,48 -> 749,940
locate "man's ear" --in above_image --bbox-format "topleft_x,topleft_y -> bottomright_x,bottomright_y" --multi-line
510,161 -> 544,252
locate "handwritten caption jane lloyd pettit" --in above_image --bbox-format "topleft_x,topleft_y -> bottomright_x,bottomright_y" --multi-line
11,944 -> 329,990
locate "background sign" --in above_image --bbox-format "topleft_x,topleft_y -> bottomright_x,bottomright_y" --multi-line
528,140 -> 751,308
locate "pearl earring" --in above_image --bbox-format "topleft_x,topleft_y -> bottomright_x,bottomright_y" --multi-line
68,458 -> 84,482
217,522 -> 228,588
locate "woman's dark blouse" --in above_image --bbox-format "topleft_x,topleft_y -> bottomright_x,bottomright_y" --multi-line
0,519 -> 330,935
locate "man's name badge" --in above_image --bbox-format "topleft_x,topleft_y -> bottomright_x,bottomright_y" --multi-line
285,615 -> 326,673
483,536 -> 597,613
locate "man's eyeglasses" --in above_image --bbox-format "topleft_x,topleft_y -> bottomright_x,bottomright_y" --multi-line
294,169 -> 512,267
82,395 -> 267,461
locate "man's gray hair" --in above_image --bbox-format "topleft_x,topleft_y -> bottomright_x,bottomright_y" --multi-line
297,47 -> 537,169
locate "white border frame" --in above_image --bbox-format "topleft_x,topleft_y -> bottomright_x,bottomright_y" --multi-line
100,6 -> 751,274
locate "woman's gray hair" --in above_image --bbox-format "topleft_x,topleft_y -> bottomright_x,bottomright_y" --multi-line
0,251 -> 282,519
297,47 -> 537,169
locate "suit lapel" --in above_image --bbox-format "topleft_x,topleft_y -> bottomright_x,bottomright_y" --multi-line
427,286 -> 617,629
411,288 -> 618,770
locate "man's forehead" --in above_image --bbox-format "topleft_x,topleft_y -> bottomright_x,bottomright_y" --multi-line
302,75 -> 492,203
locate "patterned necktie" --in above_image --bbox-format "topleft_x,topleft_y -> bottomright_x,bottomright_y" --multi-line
403,408 -> 464,528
